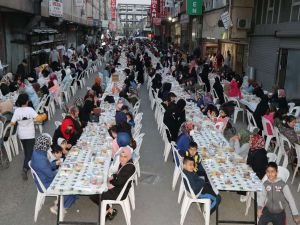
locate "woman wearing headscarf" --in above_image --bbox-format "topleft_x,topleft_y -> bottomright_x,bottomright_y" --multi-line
79,99 -> 95,127
52,118 -> 78,147
90,147 -> 136,220
253,88 -> 269,131
176,99 -> 186,126
65,105 -> 83,135
213,77 -> 225,104
228,76 -> 241,98
31,134 -> 77,214
176,122 -> 194,156
279,115 -> 300,166
246,133 -> 268,179
92,76 -> 103,97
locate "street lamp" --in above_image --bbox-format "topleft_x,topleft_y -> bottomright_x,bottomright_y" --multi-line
168,16 -> 172,21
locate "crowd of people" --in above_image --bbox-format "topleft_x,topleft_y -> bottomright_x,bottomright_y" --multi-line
2,36 -> 300,225
148,42 -> 300,224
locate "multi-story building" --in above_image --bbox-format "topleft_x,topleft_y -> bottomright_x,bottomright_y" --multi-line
116,4 -> 150,36
248,0 -> 300,99
0,0 -> 101,73
201,0 -> 255,74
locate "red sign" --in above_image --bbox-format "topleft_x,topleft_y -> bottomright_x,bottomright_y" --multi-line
151,0 -> 158,18
111,0 -> 116,20
160,0 -> 167,18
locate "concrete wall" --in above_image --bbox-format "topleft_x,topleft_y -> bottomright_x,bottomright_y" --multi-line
0,0 -> 34,14
202,9 -> 225,39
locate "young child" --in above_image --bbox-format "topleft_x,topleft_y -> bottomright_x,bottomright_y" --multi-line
215,109 -> 229,132
257,162 -> 300,225
49,145 -> 63,171
207,107 -> 219,123
183,157 -> 221,214
57,137 -> 71,157
183,142 -> 207,179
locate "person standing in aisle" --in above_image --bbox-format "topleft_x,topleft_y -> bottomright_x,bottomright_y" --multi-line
10,93 -> 45,180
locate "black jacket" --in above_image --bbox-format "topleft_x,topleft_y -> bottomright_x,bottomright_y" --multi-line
247,148 -> 268,180
105,160 -> 135,200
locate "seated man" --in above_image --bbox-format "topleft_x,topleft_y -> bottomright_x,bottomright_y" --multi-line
183,157 -> 221,214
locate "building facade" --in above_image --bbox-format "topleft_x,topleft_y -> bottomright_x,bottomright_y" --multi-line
201,0 -> 254,74
0,0 -> 101,73
248,0 -> 300,99
116,4 -> 150,36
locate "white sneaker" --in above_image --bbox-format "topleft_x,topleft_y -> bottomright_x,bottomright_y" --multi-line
50,205 -> 58,215
240,195 -> 248,202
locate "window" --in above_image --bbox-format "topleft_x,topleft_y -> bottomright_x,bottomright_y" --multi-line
290,0 -> 300,21
256,0 -> 263,24
279,0 -> 292,22
266,0 -> 274,24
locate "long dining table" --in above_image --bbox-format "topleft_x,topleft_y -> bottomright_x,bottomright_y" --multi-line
156,62 -> 263,225
46,51 -> 128,225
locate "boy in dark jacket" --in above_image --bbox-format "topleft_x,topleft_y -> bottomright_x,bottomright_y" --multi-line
183,157 -> 221,214
258,162 -> 300,225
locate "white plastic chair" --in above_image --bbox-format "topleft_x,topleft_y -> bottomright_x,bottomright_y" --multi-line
291,143 -> 300,184
288,102 -> 295,114
2,123 -> 13,161
276,133 -> 291,168
290,106 -> 300,117
212,88 -> 219,104
163,125 -> 172,162
180,172 -> 211,225
267,152 -> 277,162
172,145 -> 183,191
100,172 -> 136,225
246,110 -> 257,132
9,124 -> 20,157
55,121 -> 62,128
261,117 -> 276,151
28,161 -> 59,222
230,98 -> 244,124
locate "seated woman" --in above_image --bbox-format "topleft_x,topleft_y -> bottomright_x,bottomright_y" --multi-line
90,147 -> 135,220
228,76 -> 241,98
247,132 -> 268,179
263,106 -> 276,135
92,76 -> 103,98
229,129 -> 251,158
79,98 -> 97,127
279,115 -> 300,166
65,105 -> 82,135
176,122 -> 194,156
53,118 -> 79,147
31,134 -> 76,214
213,77 -> 225,104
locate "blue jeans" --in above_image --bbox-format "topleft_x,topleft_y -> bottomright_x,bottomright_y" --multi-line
63,195 -> 77,208
199,193 -> 217,209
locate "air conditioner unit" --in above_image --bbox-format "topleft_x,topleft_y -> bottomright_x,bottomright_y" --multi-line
237,18 -> 251,29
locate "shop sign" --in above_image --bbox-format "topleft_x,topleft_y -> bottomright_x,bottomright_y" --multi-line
152,18 -> 162,26
49,0 -> 63,17
111,0 -> 116,20
180,14 -> 189,24
151,0 -> 158,18
186,0 -> 202,16
74,0 -> 84,7
220,11 -> 231,29
160,0 -> 167,17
